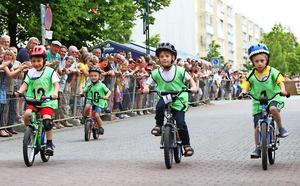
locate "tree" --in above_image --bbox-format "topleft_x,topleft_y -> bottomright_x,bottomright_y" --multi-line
0,0 -> 171,47
203,40 -> 225,64
242,60 -> 253,71
261,24 -> 300,75
144,34 -> 160,47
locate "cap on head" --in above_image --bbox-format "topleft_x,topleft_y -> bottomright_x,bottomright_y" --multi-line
89,66 -> 101,74
51,40 -> 62,47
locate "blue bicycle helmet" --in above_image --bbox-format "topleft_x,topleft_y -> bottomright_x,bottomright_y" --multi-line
248,43 -> 270,59
155,42 -> 177,59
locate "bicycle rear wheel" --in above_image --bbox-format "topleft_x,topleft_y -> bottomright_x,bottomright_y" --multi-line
23,127 -> 36,167
261,123 -> 268,170
84,120 -> 92,141
163,126 -> 174,169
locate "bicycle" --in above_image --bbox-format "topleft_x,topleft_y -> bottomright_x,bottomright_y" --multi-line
149,88 -> 192,169
20,95 -> 57,167
239,91 -> 289,170
82,95 -> 108,141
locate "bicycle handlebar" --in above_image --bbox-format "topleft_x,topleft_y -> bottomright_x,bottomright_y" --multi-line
238,92 -> 290,103
79,94 -> 108,101
15,92 -> 58,106
149,88 -> 193,96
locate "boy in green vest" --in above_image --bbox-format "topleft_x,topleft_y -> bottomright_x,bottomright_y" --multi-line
142,43 -> 198,157
82,66 -> 111,135
16,45 -> 59,156
240,43 -> 289,158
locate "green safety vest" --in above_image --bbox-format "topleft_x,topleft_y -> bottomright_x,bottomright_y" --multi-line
247,67 -> 284,115
151,66 -> 189,111
24,66 -> 58,109
83,80 -> 109,108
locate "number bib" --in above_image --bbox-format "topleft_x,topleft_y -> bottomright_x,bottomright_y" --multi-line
24,66 -> 58,109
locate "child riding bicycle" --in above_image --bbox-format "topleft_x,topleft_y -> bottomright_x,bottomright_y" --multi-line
81,66 -> 111,135
240,43 -> 289,158
15,45 -> 59,156
142,42 -> 198,157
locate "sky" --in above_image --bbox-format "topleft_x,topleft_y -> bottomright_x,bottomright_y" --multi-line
224,0 -> 300,40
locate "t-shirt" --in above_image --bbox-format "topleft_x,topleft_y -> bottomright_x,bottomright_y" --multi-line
146,65 -> 191,85
241,66 -> 284,91
77,62 -> 89,92
46,50 -> 61,70
26,67 -> 60,83
83,80 -> 109,108
16,48 -> 30,63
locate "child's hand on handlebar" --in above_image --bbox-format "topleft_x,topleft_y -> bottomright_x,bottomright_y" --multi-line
14,91 -> 22,98
142,86 -> 150,94
50,93 -> 58,100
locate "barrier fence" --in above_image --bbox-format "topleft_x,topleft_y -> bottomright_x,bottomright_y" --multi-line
2,78 -> 298,131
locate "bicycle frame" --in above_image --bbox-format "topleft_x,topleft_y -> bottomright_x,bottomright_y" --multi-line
160,102 -> 178,148
257,103 -> 276,149
30,112 -> 45,151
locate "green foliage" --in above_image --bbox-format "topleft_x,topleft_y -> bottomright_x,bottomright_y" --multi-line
203,40 -> 225,64
134,0 -> 171,24
144,34 -> 160,47
0,0 -> 171,47
242,60 -> 253,71
261,24 -> 300,75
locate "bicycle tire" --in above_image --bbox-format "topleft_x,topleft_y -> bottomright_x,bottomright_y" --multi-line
163,126 -> 173,169
261,123 -> 268,170
92,128 -> 100,139
84,120 -> 92,141
268,129 -> 276,165
40,129 -> 50,162
174,143 -> 182,163
23,127 -> 36,167
40,148 -> 50,162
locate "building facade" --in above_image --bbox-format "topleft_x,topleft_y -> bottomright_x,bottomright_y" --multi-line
131,0 -> 263,70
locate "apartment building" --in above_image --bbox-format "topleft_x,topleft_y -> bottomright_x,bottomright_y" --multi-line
131,0 -> 263,70
235,13 -> 263,69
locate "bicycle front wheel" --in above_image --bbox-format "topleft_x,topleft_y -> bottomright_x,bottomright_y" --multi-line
268,129 -> 276,165
261,123 -> 268,170
23,127 -> 36,167
163,126 -> 174,169
84,120 -> 92,141
174,143 -> 182,164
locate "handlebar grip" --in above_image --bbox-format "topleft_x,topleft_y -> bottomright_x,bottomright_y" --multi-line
279,92 -> 291,98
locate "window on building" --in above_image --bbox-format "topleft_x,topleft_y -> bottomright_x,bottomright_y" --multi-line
218,19 -> 224,32
206,13 -> 212,25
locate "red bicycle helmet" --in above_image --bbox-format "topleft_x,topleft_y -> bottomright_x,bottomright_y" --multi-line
30,45 -> 47,58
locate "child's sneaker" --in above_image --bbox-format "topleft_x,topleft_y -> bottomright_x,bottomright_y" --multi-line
278,127 -> 289,138
250,147 -> 261,159
45,142 -> 55,156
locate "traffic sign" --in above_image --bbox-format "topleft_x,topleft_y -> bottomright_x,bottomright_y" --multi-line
44,4 -> 52,30
211,58 -> 220,68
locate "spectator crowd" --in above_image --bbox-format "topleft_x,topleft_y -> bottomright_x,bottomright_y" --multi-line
1,35 -> 299,137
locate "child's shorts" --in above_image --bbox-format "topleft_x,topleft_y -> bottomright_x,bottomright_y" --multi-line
253,101 -> 280,128
26,105 -> 53,117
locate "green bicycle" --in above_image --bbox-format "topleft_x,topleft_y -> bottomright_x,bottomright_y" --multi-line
21,95 -> 56,167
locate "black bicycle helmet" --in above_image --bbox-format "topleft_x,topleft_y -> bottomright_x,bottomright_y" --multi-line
155,42 -> 177,59
89,66 -> 101,74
